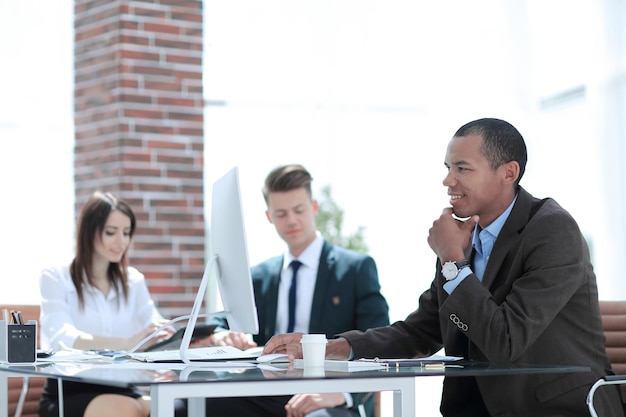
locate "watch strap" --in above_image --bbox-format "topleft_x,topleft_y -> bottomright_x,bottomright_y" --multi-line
455,260 -> 470,269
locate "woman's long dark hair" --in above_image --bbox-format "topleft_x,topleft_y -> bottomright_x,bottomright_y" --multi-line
70,191 -> 136,309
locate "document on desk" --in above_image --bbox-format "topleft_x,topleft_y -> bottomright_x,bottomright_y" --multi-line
85,361 -> 258,370
36,350 -> 113,363
293,359 -> 386,371
358,354 -> 464,369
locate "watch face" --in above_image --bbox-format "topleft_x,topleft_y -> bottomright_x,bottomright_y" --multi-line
442,262 -> 458,280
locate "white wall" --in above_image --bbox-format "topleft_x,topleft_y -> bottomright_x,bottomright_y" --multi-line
0,0 -> 75,304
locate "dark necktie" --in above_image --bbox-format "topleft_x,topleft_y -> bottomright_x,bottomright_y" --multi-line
287,260 -> 302,333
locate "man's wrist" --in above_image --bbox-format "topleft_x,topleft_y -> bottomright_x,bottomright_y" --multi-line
442,260 -> 470,281
443,267 -> 473,294
326,337 -> 351,360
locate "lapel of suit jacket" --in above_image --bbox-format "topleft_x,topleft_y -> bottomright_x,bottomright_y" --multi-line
480,187 -> 532,289
308,241 -> 334,332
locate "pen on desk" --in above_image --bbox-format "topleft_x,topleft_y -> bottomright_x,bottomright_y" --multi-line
376,359 -> 447,370
421,362 -> 445,370
384,361 -> 447,370
358,357 -> 460,370
17,311 -> 24,324
10,310 -> 18,324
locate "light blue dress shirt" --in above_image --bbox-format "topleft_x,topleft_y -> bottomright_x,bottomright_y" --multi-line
443,194 -> 518,294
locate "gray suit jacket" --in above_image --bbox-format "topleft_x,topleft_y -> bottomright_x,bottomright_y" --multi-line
341,187 -> 624,416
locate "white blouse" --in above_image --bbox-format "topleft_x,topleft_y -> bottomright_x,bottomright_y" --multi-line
39,265 -> 163,351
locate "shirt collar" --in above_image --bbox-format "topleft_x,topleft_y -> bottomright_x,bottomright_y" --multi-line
472,193 -> 518,248
284,232 -> 324,270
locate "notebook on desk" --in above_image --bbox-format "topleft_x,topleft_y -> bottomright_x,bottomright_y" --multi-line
128,345 -> 259,363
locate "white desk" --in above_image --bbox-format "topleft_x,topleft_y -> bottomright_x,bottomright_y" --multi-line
0,361 -> 589,417
151,372 -> 417,417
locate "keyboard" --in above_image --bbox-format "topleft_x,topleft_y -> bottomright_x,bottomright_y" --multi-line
128,345 -> 258,363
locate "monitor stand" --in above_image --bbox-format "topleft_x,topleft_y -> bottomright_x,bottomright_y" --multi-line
179,253 -> 221,364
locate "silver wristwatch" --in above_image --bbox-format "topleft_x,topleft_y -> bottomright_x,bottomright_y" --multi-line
442,260 -> 470,281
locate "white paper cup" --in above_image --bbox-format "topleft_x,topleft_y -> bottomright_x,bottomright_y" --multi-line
301,334 -> 327,368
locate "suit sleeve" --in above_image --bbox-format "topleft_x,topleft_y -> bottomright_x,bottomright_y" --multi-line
342,273 -> 444,359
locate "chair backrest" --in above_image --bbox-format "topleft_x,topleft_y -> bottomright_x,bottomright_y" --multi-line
599,301 -> 626,375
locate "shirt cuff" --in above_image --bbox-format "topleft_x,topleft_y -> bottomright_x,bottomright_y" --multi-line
443,267 -> 473,294
342,393 -> 353,408
348,347 -> 355,360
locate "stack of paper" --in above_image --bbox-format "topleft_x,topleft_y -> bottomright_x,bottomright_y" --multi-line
293,359 -> 386,371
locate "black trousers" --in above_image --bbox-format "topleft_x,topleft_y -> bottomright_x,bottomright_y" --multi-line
39,379 -> 187,417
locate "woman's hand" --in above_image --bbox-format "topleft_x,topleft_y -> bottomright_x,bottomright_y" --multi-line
130,320 -> 175,350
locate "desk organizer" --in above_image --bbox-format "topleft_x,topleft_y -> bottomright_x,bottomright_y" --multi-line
0,319 -> 37,364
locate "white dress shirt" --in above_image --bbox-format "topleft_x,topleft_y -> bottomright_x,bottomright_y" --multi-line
275,234 -> 323,334
39,264 -> 163,351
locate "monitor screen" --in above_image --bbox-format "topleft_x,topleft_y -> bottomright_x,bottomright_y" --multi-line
209,166 -> 259,334
178,167 -> 259,361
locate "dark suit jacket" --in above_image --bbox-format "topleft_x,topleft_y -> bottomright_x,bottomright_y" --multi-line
251,241 -> 389,344
341,187 -> 624,417
217,240 -> 390,416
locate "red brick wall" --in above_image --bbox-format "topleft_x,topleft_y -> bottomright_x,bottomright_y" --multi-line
73,0 -> 204,318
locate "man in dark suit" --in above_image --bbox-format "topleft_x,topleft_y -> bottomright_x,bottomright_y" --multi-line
205,164 -> 389,417
264,118 -> 625,417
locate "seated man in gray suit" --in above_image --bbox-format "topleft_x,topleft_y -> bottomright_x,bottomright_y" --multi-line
264,119 -> 625,417
204,164 -> 390,417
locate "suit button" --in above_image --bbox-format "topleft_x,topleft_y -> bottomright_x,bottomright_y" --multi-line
449,313 -> 468,331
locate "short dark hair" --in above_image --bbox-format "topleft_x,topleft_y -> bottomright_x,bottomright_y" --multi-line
454,118 -> 528,185
262,164 -> 313,205
70,191 -> 136,309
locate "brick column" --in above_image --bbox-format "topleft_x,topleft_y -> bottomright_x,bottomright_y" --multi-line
73,0 -> 204,318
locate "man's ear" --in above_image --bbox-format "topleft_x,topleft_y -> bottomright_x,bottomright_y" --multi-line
312,199 -> 319,215
265,210 -> 273,224
502,161 -> 520,185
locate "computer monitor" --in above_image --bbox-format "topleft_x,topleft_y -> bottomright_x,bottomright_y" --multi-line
208,166 -> 259,333
179,166 -> 259,362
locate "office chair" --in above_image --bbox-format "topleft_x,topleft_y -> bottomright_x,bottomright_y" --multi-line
587,300 -> 626,417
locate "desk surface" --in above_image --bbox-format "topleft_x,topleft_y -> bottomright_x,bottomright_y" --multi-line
0,359 -> 590,387
0,360 -> 591,417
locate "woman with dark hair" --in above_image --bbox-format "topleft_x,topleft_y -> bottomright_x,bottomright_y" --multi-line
38,191 -> 177,417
